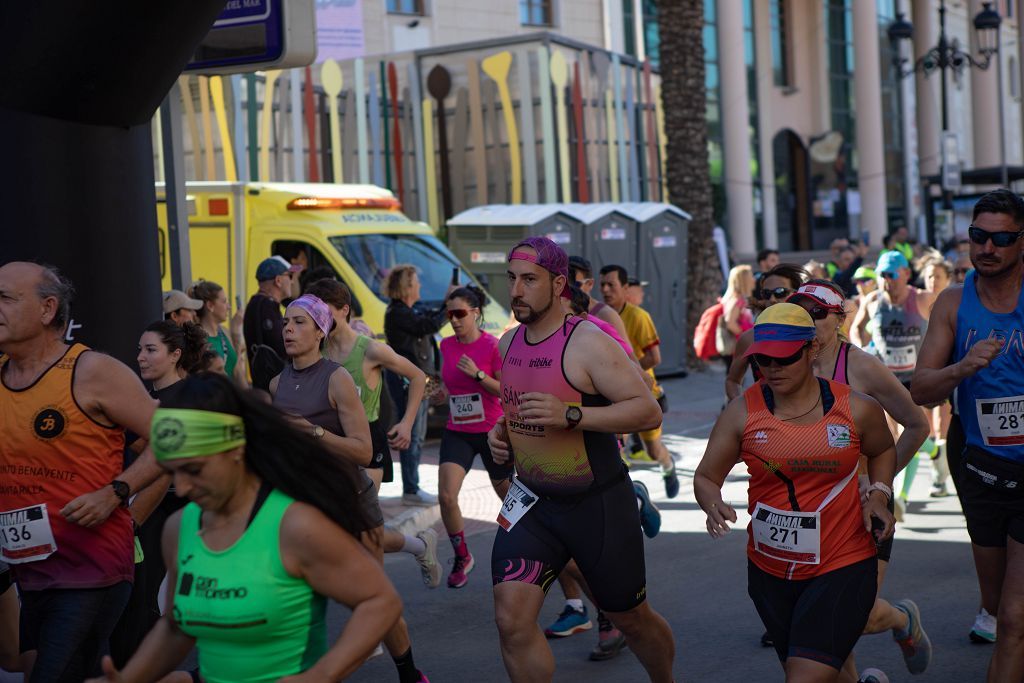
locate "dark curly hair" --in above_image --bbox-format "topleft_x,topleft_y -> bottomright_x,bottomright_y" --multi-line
143,321 -> 215,374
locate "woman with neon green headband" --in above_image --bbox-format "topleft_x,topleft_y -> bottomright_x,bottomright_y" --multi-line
86,373 -> 402,683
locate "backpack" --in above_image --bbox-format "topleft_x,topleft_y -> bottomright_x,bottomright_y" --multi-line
249,344 -> 285,391
693,300 -> 725,360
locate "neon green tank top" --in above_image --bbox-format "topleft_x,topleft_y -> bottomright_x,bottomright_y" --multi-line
337,334 -> 382,422
173,489 -> 326,683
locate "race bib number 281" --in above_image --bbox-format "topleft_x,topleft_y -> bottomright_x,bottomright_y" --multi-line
0,504 -> 57,564
977,394 -> 1024,447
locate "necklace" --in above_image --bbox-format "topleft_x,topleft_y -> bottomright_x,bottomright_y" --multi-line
779,393 -> 822,422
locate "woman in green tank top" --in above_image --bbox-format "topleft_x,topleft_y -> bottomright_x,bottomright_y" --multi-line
88,374 -> 401,683
306,278 -> 428,492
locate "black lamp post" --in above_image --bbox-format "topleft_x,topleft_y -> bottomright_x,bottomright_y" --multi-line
888,0 -> 1003,234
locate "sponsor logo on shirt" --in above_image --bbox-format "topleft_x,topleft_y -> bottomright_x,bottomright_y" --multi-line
827,424 -> 851,448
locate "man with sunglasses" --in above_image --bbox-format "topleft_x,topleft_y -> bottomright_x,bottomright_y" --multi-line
851,251 -> 935,386
913,189 -> 1024,681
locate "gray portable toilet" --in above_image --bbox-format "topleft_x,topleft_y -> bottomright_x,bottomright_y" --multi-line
562,203 -> 638,277
619,202 -> 692,377
447,205 -> 584,308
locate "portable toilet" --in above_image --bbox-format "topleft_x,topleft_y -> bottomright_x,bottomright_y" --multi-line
447,205 -> 584,308
562,203 -> 638,277
618,202 -> 692,377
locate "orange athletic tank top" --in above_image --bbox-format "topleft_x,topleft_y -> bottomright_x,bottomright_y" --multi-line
0,344 -> 133,590
741,378 -> 875,580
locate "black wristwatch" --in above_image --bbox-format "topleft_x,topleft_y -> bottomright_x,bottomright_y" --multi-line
474,370 -> 486,382
110,480 -> 130,506
565,406 -> 583,431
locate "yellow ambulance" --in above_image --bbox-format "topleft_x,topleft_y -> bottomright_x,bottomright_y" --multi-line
156,182 -> 508,336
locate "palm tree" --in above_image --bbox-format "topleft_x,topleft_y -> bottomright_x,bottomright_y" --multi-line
657,0 -> 721,366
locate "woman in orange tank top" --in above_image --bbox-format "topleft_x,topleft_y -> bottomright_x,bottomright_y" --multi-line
695,304 -> 897,681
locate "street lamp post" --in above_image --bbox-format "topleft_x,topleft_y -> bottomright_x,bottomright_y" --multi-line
888,0 -> 1002,242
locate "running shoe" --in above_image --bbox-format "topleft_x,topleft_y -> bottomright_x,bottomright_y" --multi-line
929,482 -> 951,498
892,599 -> 931,674
893,495 -> 906,523
969,608 -> 997,644
628,449 -> 656,463
415,528 -> 442,588
857,668 -> 890,683
760,630 -> 774,648
633,481 -> 661,538
663,467 -> 680,499
589,612 -> 627,661
447,552 -> 474,589
544,604 -> 593,638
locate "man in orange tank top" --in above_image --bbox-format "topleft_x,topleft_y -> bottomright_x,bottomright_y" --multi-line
487,238 -> 675,683
0,262 -> 164,681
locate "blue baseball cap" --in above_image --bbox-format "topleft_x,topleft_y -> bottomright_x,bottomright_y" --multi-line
877,250 -> 909,276
256,256 -> 302,282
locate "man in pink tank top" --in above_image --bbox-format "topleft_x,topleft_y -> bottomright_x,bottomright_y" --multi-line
487,238 -> 675,683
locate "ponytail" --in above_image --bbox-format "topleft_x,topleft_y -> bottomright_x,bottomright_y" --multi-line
144,320 -> 212,375
447,285 -> 489,322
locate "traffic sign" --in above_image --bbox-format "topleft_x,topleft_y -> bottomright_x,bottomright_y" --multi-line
185,0 -> 316,75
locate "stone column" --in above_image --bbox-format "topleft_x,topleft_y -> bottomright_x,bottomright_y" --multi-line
970,0 -> 1001,169
716,0 -> 756,255
853,0 -> 890,238
913,0 -> 940,176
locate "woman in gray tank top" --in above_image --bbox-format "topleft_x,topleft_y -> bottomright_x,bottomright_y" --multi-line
269,294 -> 432,683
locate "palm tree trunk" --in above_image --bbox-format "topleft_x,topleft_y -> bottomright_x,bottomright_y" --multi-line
657,0 -> 722,367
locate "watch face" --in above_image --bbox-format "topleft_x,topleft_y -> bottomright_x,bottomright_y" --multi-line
567,407 -> 583,422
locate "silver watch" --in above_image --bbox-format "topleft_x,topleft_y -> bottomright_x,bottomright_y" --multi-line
312,425 -> 325,440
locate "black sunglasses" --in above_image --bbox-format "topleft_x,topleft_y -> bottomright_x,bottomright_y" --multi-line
968,225 -> 1024,248
756,287 -> 794,301
753,342 -> 810,368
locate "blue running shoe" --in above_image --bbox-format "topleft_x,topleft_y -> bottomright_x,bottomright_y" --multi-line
663,467 -> 680,499
544,604 -> 592,638
633,481 -> 661,538
893,599 -> 931,674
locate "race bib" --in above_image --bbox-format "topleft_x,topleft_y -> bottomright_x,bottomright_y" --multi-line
0,504 -> 57,565
751,502 -> 821,565
883,344 -> 917,372
450,393 -> 485,425
497,477 -> 539,531
976,394 -> 1024,447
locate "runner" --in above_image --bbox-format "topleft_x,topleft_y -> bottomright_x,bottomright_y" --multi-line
912,189 -> 1024,680
725,264 -> 808,402
599,264 -> 680,499
921,259 -> 955,498
304,279 -> 441,590
852,251 -> 936,519
787,281 -> 932,678
568,255 -> 630,342
436,285 -> 512,588
86,372 -> 403,683
188,279 -> 247,387
488,237 -> 675,683
695,303 -> 897,682
243,256 -> 301,391
270,294 -> 430,683
109,320 -> 213,665
0,262 -> 164,681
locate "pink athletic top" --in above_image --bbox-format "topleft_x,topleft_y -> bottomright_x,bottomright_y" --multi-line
831,342 -> 850,385
500,317 -> 621,496
588,316 -> 634,356
440,332 -> 503,433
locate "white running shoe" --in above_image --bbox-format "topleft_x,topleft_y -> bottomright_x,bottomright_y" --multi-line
858,668 -> 889,683
415,528 -> 442,588
402,490 -> 438,506
970,608 -> 997,644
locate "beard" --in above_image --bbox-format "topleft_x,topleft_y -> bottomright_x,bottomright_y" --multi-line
511,297 -> 553,324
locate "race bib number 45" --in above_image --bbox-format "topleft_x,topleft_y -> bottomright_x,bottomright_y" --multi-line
497,477 -> 538,531
976,394 -> 1024,447
0,504 -> 57,564
751,502 -> 820,565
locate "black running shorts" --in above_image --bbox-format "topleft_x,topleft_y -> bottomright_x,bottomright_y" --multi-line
491,474 -> 647,613
748,556 -> 877,670
959,447 -> 1024,547
440,429 -> 513,481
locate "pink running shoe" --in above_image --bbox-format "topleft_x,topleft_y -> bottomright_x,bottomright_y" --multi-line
448,553 -> 475,589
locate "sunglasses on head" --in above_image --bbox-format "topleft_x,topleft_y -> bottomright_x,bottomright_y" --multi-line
756,287 -> 794,301
968,225 -> 1024,247
447,308 -> 475,320
753,342 -> 810,368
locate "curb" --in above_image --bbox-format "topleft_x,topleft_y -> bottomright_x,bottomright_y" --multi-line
382,500 -> 441,537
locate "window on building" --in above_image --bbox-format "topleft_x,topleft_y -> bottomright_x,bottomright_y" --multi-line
387,0 -> 424,15
770,0 -> 792,88
521,0 -> 553,26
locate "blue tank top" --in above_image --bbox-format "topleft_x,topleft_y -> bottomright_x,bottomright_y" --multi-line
955,273 -> 1024,463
